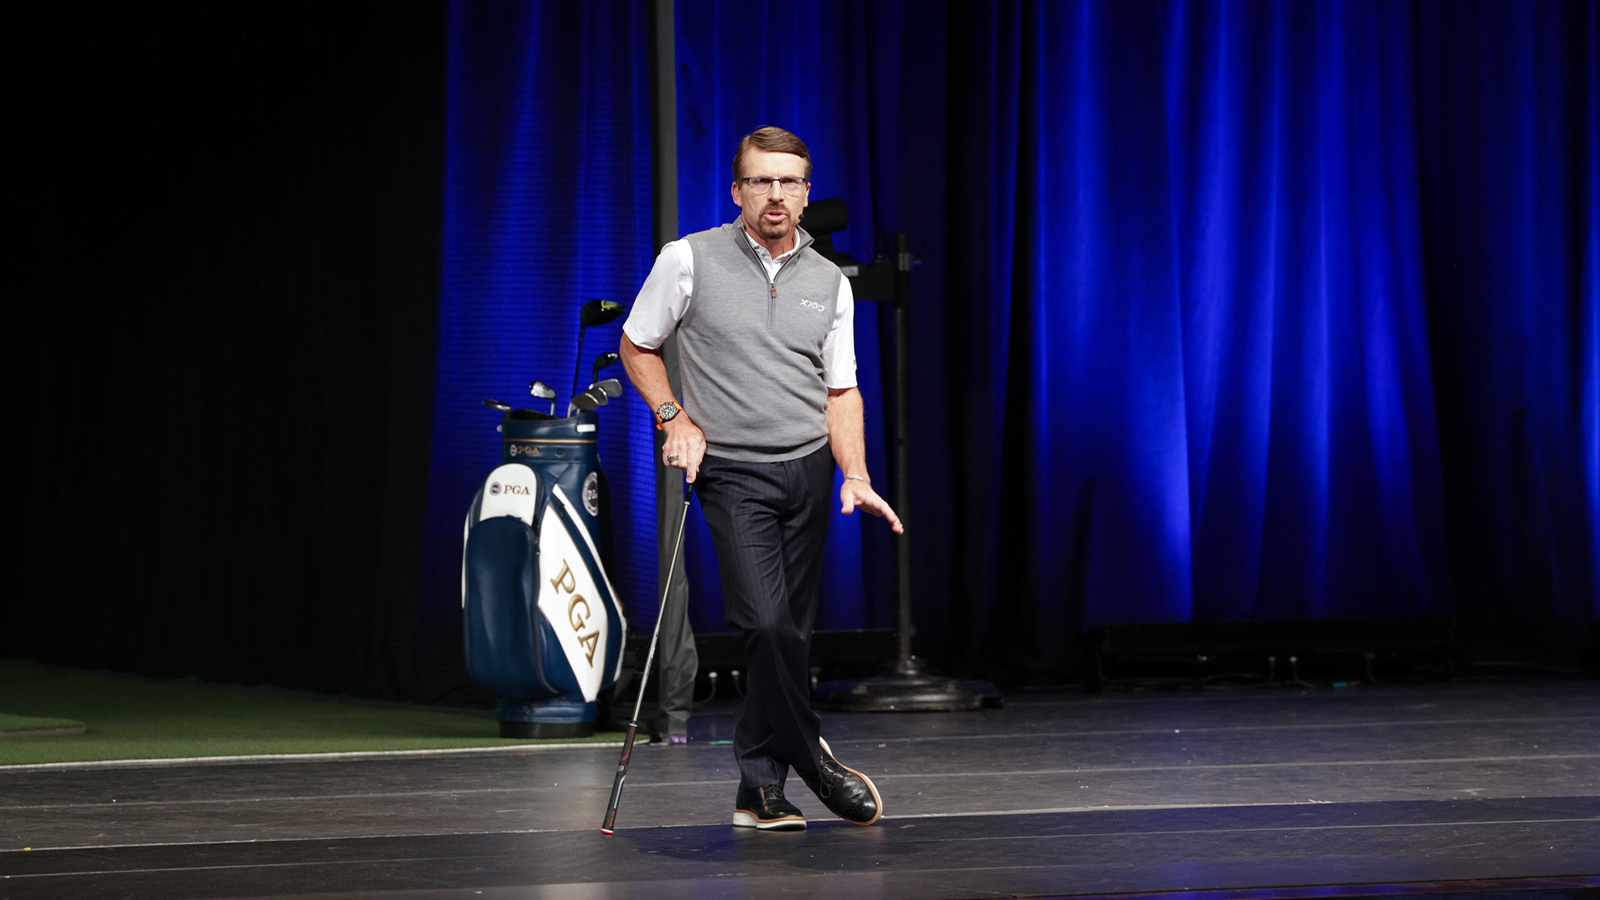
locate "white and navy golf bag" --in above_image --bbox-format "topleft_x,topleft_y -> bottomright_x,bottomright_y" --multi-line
462,409 -> 627,738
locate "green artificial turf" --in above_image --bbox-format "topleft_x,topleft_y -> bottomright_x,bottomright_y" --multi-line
0,660 -> 622,767
0,714 -> 86,737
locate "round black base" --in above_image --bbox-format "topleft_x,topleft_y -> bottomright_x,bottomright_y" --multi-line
500,720 -> 596,739
812,659 -> 1003,712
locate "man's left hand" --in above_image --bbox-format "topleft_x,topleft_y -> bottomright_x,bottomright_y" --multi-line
840,478 -> 904,534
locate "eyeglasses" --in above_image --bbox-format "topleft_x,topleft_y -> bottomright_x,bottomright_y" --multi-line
739,176 -> 808,196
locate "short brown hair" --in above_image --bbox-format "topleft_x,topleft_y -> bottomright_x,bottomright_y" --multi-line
731,126 -> 812,181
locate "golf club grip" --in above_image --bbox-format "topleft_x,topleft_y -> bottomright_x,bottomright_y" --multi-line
600,720 -> 639,834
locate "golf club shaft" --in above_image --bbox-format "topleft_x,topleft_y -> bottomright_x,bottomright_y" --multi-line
601,481 -> 693,835
571,330 -> 587,403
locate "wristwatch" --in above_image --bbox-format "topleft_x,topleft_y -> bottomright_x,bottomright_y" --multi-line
655,400 -> 683,430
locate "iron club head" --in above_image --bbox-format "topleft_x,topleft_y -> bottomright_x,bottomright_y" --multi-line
567,387 -> 604,417
530,381 -> 556,416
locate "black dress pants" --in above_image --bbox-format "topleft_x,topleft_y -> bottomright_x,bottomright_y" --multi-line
695,444 -> 834,790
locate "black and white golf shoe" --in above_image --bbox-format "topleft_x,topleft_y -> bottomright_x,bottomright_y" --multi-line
801,737 -> 883,826
732,784 -> 807,831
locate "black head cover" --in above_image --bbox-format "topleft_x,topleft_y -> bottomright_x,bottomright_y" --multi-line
580,299 -> 626,328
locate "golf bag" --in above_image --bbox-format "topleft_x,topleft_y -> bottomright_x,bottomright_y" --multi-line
462,409 -> 627,738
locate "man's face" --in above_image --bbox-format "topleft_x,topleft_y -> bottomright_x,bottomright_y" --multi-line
732,148 -> 810,250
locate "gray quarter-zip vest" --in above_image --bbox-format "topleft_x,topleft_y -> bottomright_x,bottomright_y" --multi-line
679,222 -> 844,461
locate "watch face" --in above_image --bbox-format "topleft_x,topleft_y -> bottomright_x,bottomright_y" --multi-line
657,402 -> 678,421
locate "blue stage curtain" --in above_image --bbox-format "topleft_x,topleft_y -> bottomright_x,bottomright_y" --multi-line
929,0 -> 1599,675
931,0 -> 1597,674
423,0 -> 657,687
930,0 -> 1444,672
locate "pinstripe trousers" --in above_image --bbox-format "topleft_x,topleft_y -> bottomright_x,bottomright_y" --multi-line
695,444 -> 835,790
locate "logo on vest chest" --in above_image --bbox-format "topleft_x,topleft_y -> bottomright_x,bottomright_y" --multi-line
798,298 -> 826,312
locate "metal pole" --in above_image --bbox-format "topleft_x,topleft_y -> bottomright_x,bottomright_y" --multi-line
649,0 -> 676,249
894,234 -> 914,665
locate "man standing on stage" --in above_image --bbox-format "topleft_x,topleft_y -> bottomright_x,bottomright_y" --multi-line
620,126 -> 902,831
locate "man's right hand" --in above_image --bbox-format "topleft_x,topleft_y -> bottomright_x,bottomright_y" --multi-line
662,415 -> 707,483
619,334 -> 707,482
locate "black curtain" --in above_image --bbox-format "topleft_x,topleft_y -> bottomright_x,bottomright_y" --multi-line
1415,0 -> 1599,665
12,2 -> 446,697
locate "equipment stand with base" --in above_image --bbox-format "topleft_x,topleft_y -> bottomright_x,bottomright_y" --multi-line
804,213 -> 1001,712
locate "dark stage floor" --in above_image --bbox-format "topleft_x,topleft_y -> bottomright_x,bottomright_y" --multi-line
2,680 -> 1597,900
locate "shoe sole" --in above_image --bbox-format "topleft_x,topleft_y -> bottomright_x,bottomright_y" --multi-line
732,810 -> 806,830
819,737 -> 883,826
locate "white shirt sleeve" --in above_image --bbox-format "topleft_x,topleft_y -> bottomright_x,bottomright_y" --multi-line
821,273 -> 857,389
622,240 -> 695,350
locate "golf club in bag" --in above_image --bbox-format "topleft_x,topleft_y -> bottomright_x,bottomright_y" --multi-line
572,300 -> 625,401
461,401 -> 628,738
601,477 -> 694,834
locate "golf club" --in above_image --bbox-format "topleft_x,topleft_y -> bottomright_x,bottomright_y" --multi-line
572,300 -> 626,401
482,399 -> 512,413
566,387 -> 605,417
592,351 -> 620,389
601,478 -> 694,835
529,381 -> 556,417
590,377 -> 623,399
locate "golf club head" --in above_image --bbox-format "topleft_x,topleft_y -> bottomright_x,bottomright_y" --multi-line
592,377 -> 623,398
482,399 -> 512,413
567,388 -> 604,416
574,302 -> 624,398
591,351 -> 620,385
530,380 -> 557,416
580,300 -> 626,328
